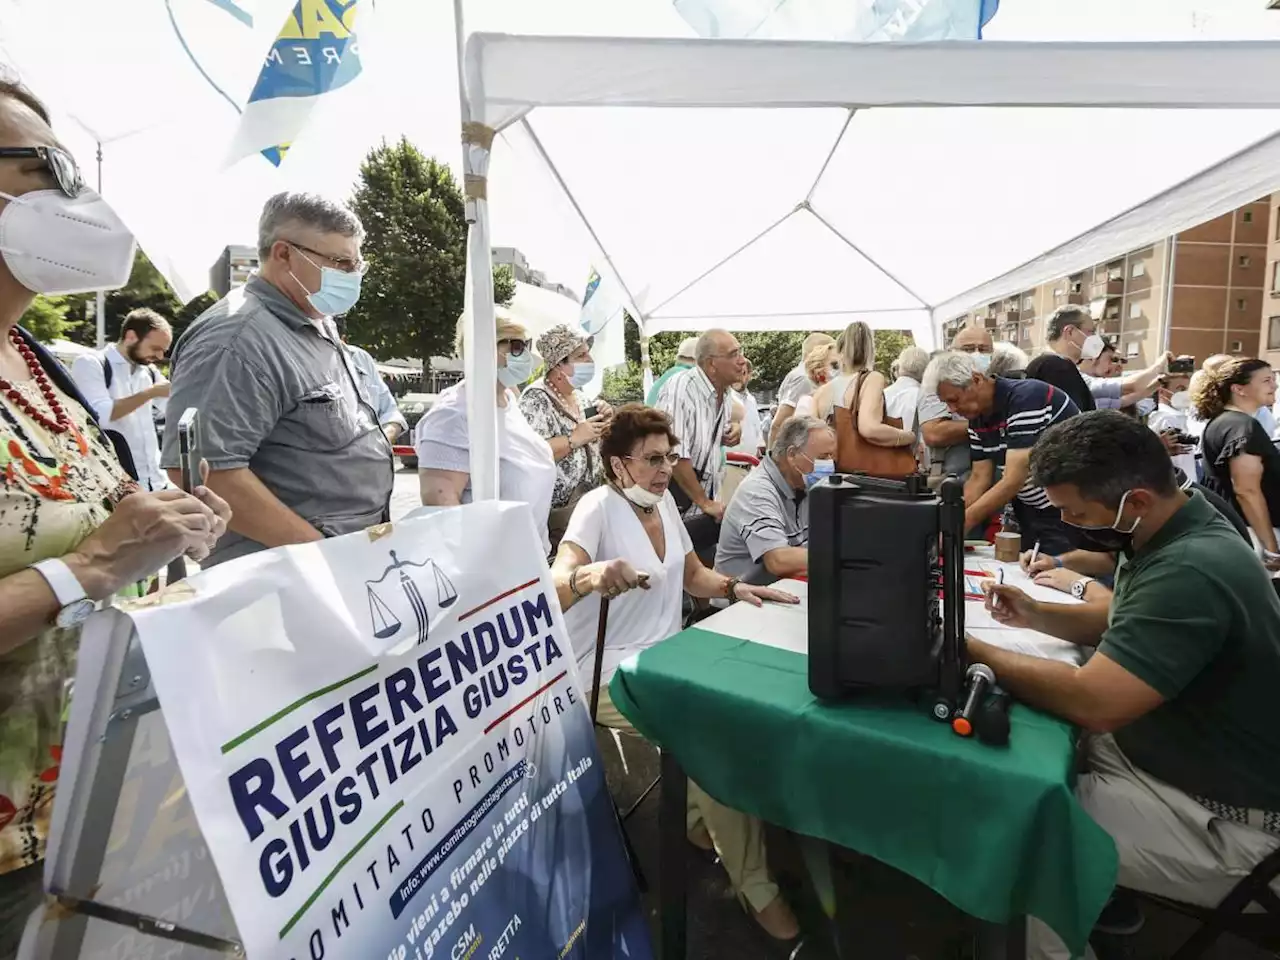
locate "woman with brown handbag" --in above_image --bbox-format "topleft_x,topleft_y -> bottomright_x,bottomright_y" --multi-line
813,321 -> 918,478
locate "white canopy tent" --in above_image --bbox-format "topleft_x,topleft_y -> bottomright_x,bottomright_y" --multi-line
456,32 -> 1280,499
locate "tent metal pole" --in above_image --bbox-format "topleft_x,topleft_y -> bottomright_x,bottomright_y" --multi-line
516,118 -> 647,325
95,141 -> 105,348
454,0 -> 499,501
1160,235 -> 1177,354
804,108 -> 856,205
807,206 -> 931,308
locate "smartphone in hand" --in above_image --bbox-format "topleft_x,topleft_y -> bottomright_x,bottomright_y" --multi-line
177,407 -> 201,494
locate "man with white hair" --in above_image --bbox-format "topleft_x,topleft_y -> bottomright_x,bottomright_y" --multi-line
1077,338 -> 1172,411
769,332 -> 837,446
646,335 -> 699,405
883,345 -> 929,432
715,416 -> 835,582
162,191 -> 393,566
918,325 -> 994,486
925,350 -> 1079,552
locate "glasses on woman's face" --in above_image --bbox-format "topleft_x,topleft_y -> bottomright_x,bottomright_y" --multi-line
627,452 -> 679,471
498,338 -> 528,357
0,145 -> 84,197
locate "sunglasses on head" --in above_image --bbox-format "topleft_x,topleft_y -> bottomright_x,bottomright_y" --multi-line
0,146 -> 84,198
499,338 -> 528,357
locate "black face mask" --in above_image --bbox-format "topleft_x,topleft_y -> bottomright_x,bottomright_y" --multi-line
1063,491 -> 1142,554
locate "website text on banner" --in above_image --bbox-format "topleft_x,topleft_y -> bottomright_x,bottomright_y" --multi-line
128,501 -> 650,960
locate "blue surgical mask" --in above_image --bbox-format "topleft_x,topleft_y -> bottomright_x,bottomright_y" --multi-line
291,250 -> 362,317
971,352 -> 992,374
1135,398 -> 1157,418
569,362 -> 595,388
803,457 -> 835,490
498,348 -> 535,388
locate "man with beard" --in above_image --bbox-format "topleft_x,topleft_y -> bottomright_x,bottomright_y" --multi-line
71,307 -> 173,491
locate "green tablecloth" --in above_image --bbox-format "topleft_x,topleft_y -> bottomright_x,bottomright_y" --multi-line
609,627 -> 1118,956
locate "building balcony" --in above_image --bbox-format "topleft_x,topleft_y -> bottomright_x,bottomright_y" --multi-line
1092,278 -> 1125,297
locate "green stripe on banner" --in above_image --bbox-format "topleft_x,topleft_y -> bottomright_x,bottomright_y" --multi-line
220,664 -> 379,754
280,800 -> 405,939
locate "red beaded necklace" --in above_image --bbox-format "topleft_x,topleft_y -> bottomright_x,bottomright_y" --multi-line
2,328 -> 72,435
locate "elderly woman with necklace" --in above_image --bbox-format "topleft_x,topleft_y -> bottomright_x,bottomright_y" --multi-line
519,325 -> 613,554
0,80 -> 230,955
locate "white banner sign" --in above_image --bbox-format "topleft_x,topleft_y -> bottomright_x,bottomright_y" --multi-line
130,501 -> 650,960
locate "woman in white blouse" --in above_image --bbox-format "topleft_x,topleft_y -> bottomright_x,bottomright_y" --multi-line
550,404 -> 803,946
415,316 -> 557,555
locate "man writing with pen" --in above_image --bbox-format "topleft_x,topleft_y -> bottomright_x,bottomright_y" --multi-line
967,410 -> 1280,958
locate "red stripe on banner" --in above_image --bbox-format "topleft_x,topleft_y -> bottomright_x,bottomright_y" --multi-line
485,670 -> 568,734
458,578 -> 541,622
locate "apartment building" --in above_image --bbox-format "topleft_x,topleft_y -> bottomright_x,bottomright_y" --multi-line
944,197 -> 1273,366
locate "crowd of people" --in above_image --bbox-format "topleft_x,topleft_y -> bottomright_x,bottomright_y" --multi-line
2,74 -> 1280,960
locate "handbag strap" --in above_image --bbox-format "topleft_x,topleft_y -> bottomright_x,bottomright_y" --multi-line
589,596 -> 610,724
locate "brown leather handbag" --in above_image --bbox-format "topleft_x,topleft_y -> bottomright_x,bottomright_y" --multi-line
828,372 -> 918,479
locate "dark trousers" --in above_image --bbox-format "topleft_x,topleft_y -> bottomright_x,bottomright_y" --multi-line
683,513 -> 721,569
1013,500 -> 1078,557
0,863 -> 43,960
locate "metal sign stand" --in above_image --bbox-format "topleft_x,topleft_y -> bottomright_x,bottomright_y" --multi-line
19,608 -> 243,959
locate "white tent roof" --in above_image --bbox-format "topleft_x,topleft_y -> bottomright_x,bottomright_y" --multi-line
464,34 -> 1280,347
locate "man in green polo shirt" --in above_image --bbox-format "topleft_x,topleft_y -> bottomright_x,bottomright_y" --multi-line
645,336 -> 698,406
970,410 -> 1280,959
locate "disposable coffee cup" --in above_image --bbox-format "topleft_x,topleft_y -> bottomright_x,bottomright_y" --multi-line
994,531 -> 1021,563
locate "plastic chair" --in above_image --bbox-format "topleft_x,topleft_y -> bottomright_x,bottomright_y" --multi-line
1119,845 -> 1280,959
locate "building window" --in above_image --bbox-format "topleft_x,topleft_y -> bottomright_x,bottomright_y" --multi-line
1269,317 -> 1280,351
1107,266 -> 1123,281
1130,261 -> 1145,278
1237,298 -> 1248,311
1273,261 -> 1280,293
1129,303 -> 1142,320
1070,281 -> 1082,294
1052,287 -> 1063,297
1244,210 -> 1254,224
1125,341 -> 1139,358
1023,296 -> 1034,310
1239,254 -> 1252,268
1231,339 -> 1245,352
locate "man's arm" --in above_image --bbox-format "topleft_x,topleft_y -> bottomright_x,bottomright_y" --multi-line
762,547 -> 807,579
962,458 -> 994,513
673,460 -> 712,510
964,450 -> 1031,531
1120,353 -> 1170,399
921,417 -> 969,448
984,582 -> 1112,646
70,353 -> 166,424
171,466 -> 321,547
966,637 -> 1163,733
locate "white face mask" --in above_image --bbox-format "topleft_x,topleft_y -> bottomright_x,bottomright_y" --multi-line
1169,391 -> 1191,411
1080,333 -> 1106,360
0,188 -> 136,295
622,483 -> 664,510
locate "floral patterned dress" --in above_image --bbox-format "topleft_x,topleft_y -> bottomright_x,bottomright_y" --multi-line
0,374 -> 134,877
518,381 -> 602,509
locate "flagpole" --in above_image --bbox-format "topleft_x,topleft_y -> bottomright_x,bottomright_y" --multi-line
95,140 -> 105,348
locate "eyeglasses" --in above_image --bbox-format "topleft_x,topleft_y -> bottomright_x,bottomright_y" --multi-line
288,241 -> 369,275
0,146 -> 84,197
627,453 -> 680,470
499,338 -> 528,357
956,345 -> 991,354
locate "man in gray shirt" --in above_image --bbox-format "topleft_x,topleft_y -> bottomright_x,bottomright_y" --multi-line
715,416 -> 835,583
161,192 -> 394,566
918,325 -> 992,486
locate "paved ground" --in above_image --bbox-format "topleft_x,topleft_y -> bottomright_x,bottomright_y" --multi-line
392,463 -> 1274,959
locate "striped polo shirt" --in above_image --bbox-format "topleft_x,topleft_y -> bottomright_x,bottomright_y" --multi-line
656,364 -> 730,516
968,377 -> 1079,511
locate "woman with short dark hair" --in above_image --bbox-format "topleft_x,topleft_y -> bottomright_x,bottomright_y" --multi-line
1195,357 -> 1280,570
549,404 -> 804,946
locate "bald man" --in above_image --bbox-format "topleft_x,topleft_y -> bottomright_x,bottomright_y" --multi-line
918,325 -> 993,485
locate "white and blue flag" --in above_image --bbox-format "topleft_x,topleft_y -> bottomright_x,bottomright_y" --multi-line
675,0 -> 1000,41
579,267 -> 628,400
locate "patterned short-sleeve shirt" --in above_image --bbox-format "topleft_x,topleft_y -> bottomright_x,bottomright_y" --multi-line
0,370 -> 134,876
517,381 -> 602,508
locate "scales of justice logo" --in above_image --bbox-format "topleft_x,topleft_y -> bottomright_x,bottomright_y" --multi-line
364,551 -> 458,646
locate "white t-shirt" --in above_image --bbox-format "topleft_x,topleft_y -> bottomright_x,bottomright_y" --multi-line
561,486 -> 693,692
1146,404 -> 1198,481
882,375 -> 921,432
729,389 -> 764,455
414,380 -> 557,555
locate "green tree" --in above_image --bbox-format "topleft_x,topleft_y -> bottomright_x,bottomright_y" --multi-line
344,138 -> 515,374
19,295 -> 80,342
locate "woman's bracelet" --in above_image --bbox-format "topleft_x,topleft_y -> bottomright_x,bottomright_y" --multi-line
724,576 -> 740,600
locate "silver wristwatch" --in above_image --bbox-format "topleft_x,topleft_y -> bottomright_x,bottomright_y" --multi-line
32,558 -> 96,628
1070,577 -> 1095,601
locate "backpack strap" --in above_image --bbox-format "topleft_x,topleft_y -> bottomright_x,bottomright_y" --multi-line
99,351 -> 113,389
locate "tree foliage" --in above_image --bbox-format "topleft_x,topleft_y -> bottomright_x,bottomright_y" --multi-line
19,296 -> 80,342
605,322 -> 920,403
344,138 -> 514,372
